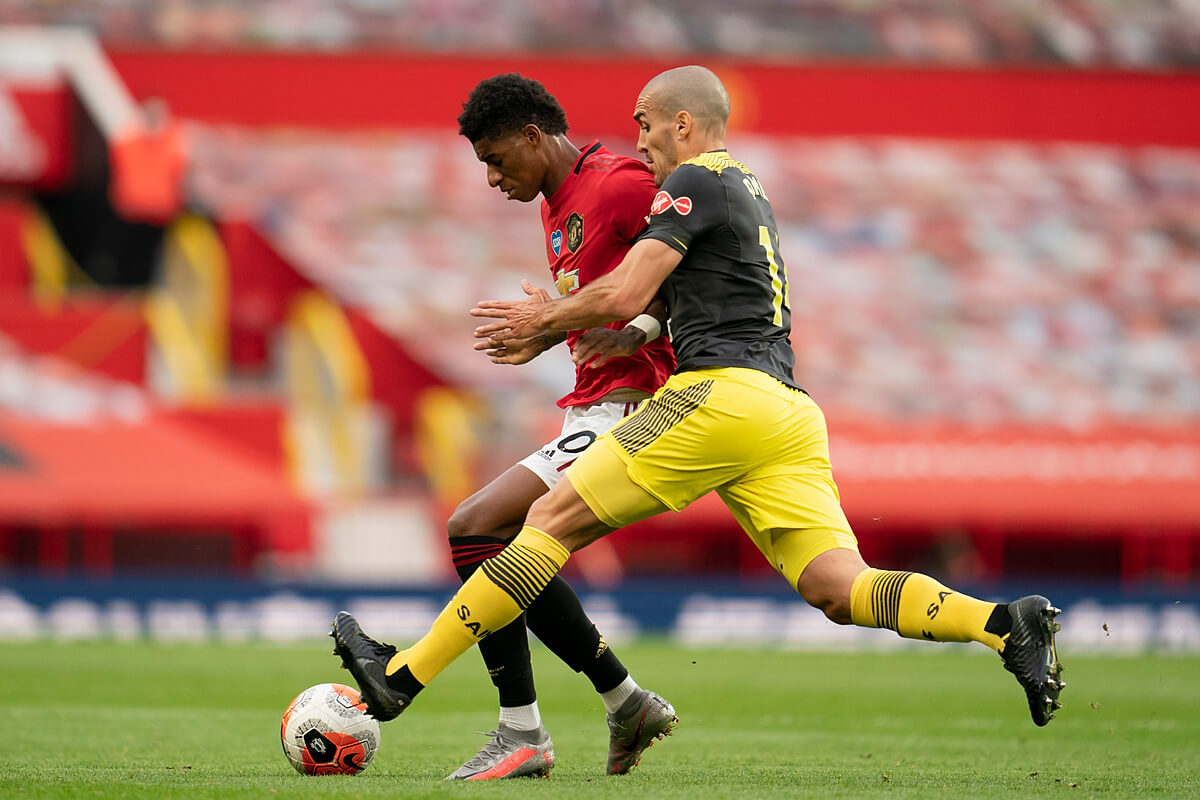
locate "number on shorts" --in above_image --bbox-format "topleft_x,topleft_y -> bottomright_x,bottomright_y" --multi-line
557,430 -> 596,454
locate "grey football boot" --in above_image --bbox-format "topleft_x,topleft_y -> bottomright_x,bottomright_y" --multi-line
445,723 -> 555,780
606,689 -> 678,774
1000,595 -> 1065,726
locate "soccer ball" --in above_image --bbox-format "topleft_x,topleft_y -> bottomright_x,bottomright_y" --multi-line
280,683 -> 381,775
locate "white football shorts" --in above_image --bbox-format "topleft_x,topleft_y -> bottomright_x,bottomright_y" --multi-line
518,399 -> 644,489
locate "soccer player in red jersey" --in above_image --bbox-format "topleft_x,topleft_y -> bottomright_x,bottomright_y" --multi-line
334,74 -> 677,780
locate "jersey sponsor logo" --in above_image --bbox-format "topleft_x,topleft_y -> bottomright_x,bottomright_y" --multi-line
650,190 -> 692,216
566,212 -> 584,252
550,229 -> 563,256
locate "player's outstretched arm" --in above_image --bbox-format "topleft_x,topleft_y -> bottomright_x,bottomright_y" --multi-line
471,238 -> 681,341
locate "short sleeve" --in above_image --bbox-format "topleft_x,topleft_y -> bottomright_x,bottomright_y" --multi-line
601,163 -> 659,243
640,164 -> 726,255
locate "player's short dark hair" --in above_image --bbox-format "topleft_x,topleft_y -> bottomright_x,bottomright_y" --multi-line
457,73 -> 569,143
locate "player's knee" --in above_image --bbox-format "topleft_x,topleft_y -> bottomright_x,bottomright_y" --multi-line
524,486 -> 609,553
794,547 -> 865,625
817,596 -> 855,626
446,496 -> 484,541
796,578 -> 855,625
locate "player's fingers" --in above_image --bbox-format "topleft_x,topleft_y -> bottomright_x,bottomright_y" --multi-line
571,341 -> 595,364
474,335 -> 510,350
469,306 -> 512,318
492,350 -> 527,364
520,280 -> 551,303
474,321 -> 512,337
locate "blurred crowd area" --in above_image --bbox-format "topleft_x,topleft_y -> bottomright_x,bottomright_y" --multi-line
3,0 -> 1199,68
0,335 -> 148,424
188,126 -> 1200,429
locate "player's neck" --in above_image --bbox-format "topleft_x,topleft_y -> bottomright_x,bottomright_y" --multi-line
540,136 -> 583,200
678,135 -> 726,164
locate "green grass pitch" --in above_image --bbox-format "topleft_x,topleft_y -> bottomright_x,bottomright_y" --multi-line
2,639 -> 1197,798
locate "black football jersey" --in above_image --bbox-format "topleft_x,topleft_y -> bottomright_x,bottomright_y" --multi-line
641,151 -> 799,389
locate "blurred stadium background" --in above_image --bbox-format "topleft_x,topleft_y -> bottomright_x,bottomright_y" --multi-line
1,1 -> 1198,653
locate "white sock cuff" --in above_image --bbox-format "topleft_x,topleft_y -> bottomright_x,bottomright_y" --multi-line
498,701 -> 542,731
600,675 -> 639,714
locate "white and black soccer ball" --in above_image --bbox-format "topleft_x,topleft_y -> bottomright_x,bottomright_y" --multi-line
280,683 -> 381,775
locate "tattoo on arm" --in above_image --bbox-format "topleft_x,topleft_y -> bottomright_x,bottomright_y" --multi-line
533,331 -> 568,351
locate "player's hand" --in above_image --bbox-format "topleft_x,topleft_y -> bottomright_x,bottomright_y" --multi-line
472,280 -> 552,341
518,279 -> 552,305
572,326 -> 646,369
473,334 -> 549,365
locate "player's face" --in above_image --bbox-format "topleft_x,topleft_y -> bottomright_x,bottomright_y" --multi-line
472,129 -> 547,203
633,98 -> 678,187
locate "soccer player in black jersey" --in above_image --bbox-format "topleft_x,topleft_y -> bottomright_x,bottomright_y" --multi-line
333,66 -> 1065,744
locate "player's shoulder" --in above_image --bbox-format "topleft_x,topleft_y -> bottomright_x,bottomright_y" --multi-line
683,150 -> 754,178
660,159 -> 728,197
579,149 -> 656,207
582,143 -> 645,171
579,145 -> 651,182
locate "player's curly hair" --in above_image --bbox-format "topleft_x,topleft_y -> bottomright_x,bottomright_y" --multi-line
458,73 -> 569,143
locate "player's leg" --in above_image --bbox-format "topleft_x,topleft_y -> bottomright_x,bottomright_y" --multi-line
722,471 -> 1011,646
839,554 -> 1063,725
797,545 -> 1064,725
331,427 -> 663,697
369,474 -> 616,697
332,434 -> 678,771
330,480 -> 591,721
544,436 -> 681,774
443,464 -> 554,779
444,456 -> 649,778
719,383 -> 1065,725
502,404 -> 660,731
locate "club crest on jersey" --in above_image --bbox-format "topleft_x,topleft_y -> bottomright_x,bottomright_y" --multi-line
566,212 -> 584,252
551,229 -> 563,256
651,190 -> 693,216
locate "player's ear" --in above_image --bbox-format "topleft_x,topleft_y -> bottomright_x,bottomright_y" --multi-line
522,124 -> 543,147
674,111 -> 692,139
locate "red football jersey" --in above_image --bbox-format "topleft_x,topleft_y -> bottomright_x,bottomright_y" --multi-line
541,141 -> 676,408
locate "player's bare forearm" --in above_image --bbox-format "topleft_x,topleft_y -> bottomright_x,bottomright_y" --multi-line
643,295 -> 669,330
474,329 -> 566,365
529,330 -> 568,353
472,239 -> 681,340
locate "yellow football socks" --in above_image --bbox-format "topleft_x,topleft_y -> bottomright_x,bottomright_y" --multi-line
387,526 -> 571,685
850,568 -> 1005,651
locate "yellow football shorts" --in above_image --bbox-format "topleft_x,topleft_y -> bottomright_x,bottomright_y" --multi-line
567,366 -> 859,587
